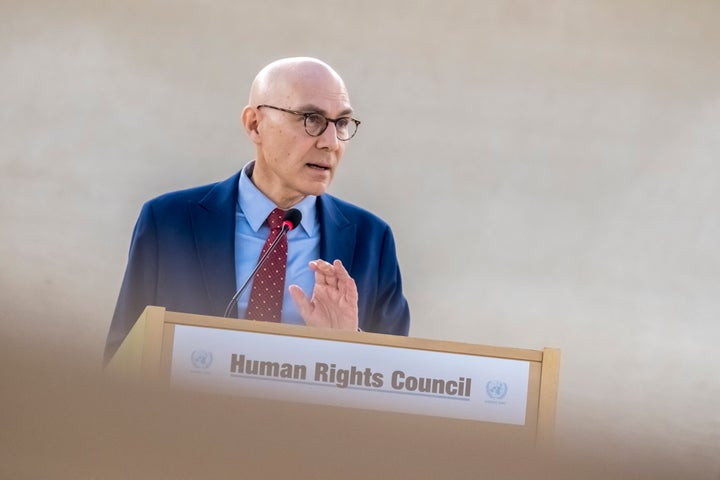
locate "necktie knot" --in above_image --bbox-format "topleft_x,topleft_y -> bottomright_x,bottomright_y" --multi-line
267,208 -> 285,231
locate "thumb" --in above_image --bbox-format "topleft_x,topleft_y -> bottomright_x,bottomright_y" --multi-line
289,285 -> 313,321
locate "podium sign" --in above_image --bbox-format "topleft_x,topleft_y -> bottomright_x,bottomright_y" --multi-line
171,324 -> 530,425
108,306 -> 560,445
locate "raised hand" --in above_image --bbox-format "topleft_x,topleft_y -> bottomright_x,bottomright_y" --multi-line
288,259 -> 359,331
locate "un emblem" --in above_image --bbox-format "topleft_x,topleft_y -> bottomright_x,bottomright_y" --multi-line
191,349 -> 213,369
485,380 -> 508,400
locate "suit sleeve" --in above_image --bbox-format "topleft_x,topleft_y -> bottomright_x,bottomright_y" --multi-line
368,226 -> 410,335
103,202 -> 159,365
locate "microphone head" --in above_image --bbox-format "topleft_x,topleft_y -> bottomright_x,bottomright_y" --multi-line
282,208 -> 302,231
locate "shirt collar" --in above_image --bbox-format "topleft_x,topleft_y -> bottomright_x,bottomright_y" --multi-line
238,161 -> 317,236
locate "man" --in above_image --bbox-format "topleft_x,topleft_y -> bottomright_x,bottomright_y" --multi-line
104,57 -> 410,364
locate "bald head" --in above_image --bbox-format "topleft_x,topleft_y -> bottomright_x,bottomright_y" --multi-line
248,57 -> 349,108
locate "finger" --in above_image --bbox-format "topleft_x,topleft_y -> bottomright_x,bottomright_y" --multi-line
331,260 -> 356,295
315,268 -> 336,287
288,285 -> 313,320
309,259 -> 333,272
310,260 -> 338,287
331,259 -> 351,279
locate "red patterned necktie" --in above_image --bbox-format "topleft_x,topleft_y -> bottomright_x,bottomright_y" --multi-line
245,208 -> 288,322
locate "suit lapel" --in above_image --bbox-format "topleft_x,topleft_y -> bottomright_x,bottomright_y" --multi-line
318,195 -> 356,271
189,172 -> 240,316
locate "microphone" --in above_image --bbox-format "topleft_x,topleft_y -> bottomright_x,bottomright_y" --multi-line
223,208 -> 302,318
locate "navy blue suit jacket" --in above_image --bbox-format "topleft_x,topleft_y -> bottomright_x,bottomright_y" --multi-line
104,171 -> 410,363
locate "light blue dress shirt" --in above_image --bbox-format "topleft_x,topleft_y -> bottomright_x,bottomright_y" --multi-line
234,162 -> 320,324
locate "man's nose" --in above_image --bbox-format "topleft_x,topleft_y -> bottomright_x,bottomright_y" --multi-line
316,122 -> 340,150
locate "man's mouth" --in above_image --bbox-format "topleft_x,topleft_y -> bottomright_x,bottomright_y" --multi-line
307,163 -> 331,170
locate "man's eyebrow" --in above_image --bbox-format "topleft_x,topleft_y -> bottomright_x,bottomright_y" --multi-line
296,104 -> 354,117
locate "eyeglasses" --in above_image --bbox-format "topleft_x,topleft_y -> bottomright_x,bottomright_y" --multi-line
256,104 -> 361,141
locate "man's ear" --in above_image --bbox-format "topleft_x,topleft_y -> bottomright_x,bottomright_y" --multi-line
241,106 -> 261,144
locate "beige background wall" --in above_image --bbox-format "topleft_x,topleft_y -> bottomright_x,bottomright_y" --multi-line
2,0 -> 718,477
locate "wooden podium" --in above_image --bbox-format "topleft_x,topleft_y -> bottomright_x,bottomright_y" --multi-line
107,306 -> 560,449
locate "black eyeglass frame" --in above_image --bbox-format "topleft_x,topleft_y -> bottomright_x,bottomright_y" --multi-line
256,104 -> 361,141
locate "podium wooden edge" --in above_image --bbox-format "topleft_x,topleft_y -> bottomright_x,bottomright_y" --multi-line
106,306 -> 166,378
536,347 -> 561,448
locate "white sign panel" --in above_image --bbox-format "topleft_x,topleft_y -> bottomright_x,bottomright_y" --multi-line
171,325 -> 530,425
